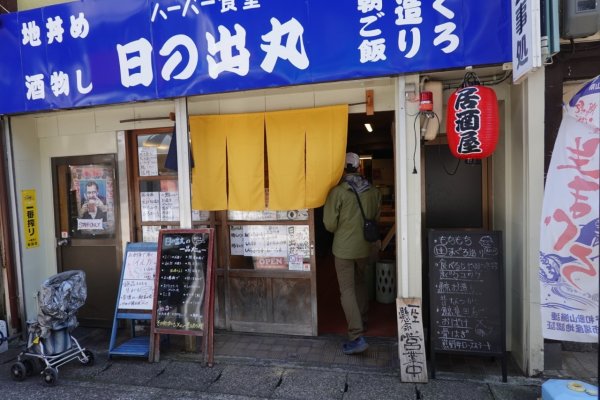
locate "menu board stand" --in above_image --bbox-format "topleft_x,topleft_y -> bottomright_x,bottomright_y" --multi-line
108,242 -> 158,358
149,229 -> 215,366
428,230 -> 507,382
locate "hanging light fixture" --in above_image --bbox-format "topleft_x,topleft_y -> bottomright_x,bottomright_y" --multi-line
446,72 -> 499,160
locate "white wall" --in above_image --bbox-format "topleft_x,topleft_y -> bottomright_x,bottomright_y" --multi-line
396,75 -> 422,298
493,97 -> 513,352
9,116 -> 43,324
17,0 -> 68,10
486,86 -> 514,356
500,69 -> 545,376
10,101 -> 175,322
187,78 -> 395,114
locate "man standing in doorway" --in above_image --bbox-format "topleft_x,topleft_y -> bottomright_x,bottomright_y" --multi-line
323,152 -> 381,354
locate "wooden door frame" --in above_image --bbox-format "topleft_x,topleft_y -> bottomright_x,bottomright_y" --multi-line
125,127 -> 177,243
421,136 -> 492,230
0,118 -> 20,329
51,153 -> 122,270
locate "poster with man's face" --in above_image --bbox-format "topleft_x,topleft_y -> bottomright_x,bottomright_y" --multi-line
70,165 -> 115,236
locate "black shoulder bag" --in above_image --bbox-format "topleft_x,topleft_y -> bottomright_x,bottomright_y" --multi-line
349,185 -> 379,243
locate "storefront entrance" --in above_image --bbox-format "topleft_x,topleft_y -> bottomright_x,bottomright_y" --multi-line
51,154 -> 122,327
123,108 -> 399,338
317,110 -> 398,338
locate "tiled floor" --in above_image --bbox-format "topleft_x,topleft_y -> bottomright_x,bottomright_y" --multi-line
201,330 -> 519,380
210,331 -> 597,383
212,331 -> 399,371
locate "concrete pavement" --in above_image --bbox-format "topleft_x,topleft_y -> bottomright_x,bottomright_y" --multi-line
0,357 -> 542,400
0,329 -> 594,400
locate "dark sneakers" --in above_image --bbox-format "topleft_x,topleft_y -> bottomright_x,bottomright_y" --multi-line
342,336 -> 368,355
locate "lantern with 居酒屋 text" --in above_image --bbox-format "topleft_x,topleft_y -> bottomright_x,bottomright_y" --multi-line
446,84 -> 499,160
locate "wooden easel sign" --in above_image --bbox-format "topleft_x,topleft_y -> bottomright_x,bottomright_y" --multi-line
149,228 -> 215,365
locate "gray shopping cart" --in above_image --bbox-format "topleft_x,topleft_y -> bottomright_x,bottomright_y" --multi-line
10,270 -> 94,386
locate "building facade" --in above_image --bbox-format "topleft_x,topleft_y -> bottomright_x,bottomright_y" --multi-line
2,0 -> 595,377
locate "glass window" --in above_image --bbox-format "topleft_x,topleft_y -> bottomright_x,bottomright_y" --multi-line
139,181 -> 179,222
129,128 -> 213,243
137,134 -> 176,177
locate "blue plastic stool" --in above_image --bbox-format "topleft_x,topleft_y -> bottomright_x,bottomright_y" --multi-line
542,379 -> 598,399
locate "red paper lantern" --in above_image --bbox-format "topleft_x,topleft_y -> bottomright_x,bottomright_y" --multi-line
446,85 -> 499,159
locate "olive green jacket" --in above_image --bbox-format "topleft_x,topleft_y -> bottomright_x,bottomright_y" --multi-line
323,174 -> 381,259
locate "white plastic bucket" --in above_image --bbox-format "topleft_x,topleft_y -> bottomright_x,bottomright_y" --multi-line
375,260 -> 396,304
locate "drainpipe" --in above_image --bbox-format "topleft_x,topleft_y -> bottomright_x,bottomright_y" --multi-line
0,117 -> 22,332
395,77 -> 410,298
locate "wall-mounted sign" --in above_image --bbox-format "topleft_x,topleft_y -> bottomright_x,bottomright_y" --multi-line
21,189 -> 39,248
397,298 -> 427,383
0,0 -> 512,115
511,0 -> 542,83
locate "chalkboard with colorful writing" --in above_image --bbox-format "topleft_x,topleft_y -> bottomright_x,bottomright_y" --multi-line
150,229 -> 215,365
428,230 -> 507,381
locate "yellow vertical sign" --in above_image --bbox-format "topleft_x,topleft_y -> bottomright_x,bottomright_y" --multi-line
21,189 -> 39,248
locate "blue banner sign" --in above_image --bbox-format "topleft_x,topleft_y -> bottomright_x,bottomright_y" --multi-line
0,0 -> 511,115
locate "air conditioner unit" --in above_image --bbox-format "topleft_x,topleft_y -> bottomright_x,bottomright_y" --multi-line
560,0 -> 600,39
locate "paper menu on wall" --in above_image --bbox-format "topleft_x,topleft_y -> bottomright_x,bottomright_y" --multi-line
242,225 -> 288,257
141,192 -> 160,221
160,192 -> 179,221
138,147 -> 158,176
231,225 -> 311,261
230,226 -> 244,256
287,225 -> 310,258
142,226 -> 161,243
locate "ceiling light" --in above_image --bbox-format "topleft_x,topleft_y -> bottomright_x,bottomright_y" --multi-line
364,123 -> 373,133
359,155 -> 372,160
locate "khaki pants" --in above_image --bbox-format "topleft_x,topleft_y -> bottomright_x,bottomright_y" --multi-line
334,257 -> 369,341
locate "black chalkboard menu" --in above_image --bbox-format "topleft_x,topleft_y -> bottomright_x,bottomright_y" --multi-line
150,229 -> 215,365
428,230 -> 506,381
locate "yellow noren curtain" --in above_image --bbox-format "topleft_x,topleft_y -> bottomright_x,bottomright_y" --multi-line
190,115 -> 228,210
305,104 -> 348,207
226,113 -> 265,210
265,110 -> 307,210
190,104 -> 348,211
